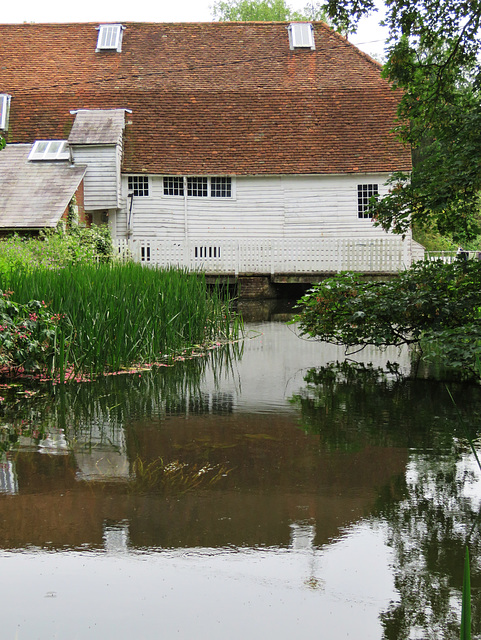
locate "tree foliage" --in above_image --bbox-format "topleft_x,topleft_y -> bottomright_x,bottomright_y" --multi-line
324,0 -> 481,244
292,259 -> 481,379
211,0 -> 327,22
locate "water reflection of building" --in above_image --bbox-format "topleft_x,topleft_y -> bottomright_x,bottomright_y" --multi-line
289,521 -> 316,551
0,321 -> 412,550
71,420 -> 130,482
165,391 -> 234,417
200,321 -> 412,414
103,520 -> 130,553
0,455 -> 18,495
38,427 -> 69,455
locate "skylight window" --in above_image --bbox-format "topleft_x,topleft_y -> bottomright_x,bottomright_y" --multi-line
288,23 -> 315,50
28,140 -> 70,162
96,24 -> 124,52
0,94 -> 11,131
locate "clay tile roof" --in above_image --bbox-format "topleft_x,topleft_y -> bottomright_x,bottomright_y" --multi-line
0,21 -> 412,175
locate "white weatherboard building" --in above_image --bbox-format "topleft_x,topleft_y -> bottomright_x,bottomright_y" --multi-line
0,21 -> 420,275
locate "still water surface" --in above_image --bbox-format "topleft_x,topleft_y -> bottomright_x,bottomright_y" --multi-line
1,309 -> 481,639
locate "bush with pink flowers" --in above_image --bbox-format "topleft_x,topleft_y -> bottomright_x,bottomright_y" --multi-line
0,291 -> 65,373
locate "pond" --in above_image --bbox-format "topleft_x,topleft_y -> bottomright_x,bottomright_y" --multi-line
1,303 -> 481,640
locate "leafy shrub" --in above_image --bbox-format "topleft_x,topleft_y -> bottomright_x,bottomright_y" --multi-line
0,225 -> 114,275
292,259 -> 481,379
0,291 -> 65,372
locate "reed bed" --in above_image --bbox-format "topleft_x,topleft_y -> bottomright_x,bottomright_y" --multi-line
0,262 -> 239,378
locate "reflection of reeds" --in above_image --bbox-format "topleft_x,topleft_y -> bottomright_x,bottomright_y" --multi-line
461,546 -> 471,640
0,336 -> 244,456
131,456 -> 231,495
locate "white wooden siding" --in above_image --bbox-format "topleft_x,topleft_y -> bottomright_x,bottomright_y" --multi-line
113,173 -> 404,242
71,145 -> 120,211
283,174 -> 391,237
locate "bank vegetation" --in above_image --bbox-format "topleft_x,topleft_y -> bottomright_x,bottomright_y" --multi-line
0,229 -> 239,382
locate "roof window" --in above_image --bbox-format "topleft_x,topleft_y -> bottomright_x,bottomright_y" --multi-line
288,23 -> 315,50
96,24 -> 124,52
28,140 -> 70,162
0,94 -> 11,131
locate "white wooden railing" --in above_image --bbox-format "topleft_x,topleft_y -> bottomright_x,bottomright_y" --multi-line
113,237 -> 414,275
425,251 -> 481,264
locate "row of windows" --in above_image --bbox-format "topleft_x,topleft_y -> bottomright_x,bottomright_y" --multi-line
128,176 -> 233,198
128,176 -> 379,218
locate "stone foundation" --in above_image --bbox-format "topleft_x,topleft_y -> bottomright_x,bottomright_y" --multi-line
237,276 -> 277,299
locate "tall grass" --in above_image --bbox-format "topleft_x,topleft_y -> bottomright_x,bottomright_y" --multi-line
0,262 -> 239,378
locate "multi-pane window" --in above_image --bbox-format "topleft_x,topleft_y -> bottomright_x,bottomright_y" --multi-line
357,184 -> 379,218
128,175 -> 149,197
211,176 -> 232,198
187,177 -> 208,197
163,177 -> 184,196
163,176 -> 232,198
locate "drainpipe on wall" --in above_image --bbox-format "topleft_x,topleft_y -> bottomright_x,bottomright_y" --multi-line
184,177 -> 189,266
127,191 -> 134,259
127,191 -> 134,237
183,177 -> 188,238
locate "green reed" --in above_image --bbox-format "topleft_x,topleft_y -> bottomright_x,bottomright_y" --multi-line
0,262 -> 238,377
461,546 -> 471,640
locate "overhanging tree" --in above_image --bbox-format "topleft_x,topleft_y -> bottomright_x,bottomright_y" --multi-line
211,0 -> 328,22
324,0 -> 481,244
292,259 -> 481,379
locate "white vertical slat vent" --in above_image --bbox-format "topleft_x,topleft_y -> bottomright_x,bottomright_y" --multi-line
96,24 -> 124,52
0,94 -> 11,131
289,23 -> 315,50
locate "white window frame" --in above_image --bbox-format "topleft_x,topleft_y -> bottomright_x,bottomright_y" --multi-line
163,176 -> 234,199
211,176 -> 232,198
96,24 -> 124,52
289,23 -> 315,50
357,184 -> 379,219
0,94 -> 11,131
187,176 -> 209,197
128,175 -> 150,197
28,140 -> 70,161
163,177 -> 184,196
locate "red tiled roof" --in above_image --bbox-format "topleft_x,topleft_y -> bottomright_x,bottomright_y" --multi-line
0,21 -> 412,175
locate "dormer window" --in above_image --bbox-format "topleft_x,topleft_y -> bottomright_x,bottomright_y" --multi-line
28,140 -> 70,161
96,24 -> 124,52
288,23 -> 315,50
0,94 -> 11,131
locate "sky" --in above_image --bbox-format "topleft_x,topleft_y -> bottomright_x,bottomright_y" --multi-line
1,0 -> 389,59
